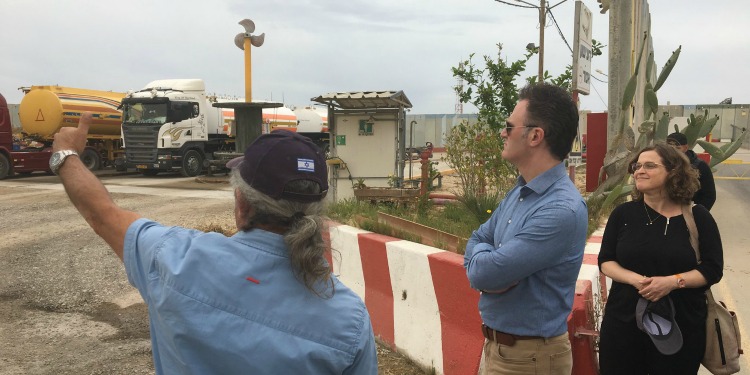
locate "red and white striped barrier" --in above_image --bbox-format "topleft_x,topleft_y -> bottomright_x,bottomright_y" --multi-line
329,223 -> 606,375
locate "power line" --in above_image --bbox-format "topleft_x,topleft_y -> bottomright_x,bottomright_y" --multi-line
590,81 -> 608,108
591,74 -> 607,83
546,8 -> 573,53
493,0 -> 536,8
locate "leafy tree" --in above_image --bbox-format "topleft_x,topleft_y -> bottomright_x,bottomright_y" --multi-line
443,120 -> 516,223
525,39 -> 605,90
452,44 -> 536,131
444,120 -> 515,197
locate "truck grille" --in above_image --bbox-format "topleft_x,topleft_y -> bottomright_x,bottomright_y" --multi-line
122,124 -> 160,163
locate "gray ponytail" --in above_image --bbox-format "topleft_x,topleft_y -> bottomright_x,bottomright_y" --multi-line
230,170 -> 334,297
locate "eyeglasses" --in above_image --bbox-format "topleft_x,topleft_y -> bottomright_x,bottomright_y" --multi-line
505,124 -> 538,135
630,162 -> 665,172
666,140 -> 681,147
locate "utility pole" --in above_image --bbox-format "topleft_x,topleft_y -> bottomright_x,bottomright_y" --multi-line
538,0 -> 546,81
607,1 -> 633,148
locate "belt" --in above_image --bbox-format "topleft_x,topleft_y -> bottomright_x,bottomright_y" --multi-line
481,324 -> 542,346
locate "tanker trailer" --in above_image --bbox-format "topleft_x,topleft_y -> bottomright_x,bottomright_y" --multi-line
264,106 -> 297,131
18,85 -> 126,170
293,106 -> 329,153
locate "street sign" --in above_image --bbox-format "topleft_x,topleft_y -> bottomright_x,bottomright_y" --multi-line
572,1 -> 593,95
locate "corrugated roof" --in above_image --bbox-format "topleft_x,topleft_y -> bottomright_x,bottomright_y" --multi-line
310,91 -> 412,109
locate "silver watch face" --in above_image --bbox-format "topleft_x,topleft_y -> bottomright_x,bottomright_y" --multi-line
49,150 -> 76,174
49,152 -> 62,170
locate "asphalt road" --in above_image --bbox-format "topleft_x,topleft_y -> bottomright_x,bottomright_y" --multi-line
700,161 -> 750,374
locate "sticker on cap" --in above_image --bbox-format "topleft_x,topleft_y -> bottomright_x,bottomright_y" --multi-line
297,158 -> 315,172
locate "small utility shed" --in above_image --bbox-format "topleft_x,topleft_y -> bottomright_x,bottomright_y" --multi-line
311,91 -> 413,202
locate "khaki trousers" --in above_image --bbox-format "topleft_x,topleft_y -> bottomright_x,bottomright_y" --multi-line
480,333 -> 572,375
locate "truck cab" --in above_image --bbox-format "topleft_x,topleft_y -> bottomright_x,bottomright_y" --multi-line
120,79 -> 230,177
0,93 -> 53,179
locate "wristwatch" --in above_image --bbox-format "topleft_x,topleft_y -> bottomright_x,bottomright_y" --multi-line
674,274 -> 686,289
49,150 -> 79,175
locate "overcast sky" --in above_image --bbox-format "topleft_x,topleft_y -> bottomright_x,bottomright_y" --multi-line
1,0 -> 747,114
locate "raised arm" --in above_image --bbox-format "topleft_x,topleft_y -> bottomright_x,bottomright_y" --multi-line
53,112 -> 141,260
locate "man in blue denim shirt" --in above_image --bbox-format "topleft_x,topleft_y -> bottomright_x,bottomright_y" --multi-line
464,83 -> 587,375
51,118 -> 377,374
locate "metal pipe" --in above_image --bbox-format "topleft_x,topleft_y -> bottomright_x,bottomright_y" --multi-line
428,192 -> 458,200
409,120 -> 417,181
244,38 -> 252,102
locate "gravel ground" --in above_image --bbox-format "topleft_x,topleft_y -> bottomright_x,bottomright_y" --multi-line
0,176 -> 426,374
0,164 -> 587,374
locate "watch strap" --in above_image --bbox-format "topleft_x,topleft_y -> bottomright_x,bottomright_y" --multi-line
51,150 -> 79,174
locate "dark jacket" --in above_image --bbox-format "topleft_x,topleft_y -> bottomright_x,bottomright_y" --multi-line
686,149 -> 716,210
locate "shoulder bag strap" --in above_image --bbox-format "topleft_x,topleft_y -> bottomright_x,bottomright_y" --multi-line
682,204 -> 701,263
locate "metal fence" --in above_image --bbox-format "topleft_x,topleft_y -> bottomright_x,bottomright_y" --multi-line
405,113 -> 479,149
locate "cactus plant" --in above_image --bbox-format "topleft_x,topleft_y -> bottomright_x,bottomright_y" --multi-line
587,31 -> 747,231
674,111 -> 748,168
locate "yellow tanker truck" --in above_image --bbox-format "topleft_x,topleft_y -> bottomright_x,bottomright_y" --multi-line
18,85 -> 126,170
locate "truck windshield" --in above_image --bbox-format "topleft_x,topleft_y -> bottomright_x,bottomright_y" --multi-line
124,103 -> 168,124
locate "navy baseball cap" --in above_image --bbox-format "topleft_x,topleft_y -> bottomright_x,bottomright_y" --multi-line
636,296 -> 683,355
667,132 -> 688,146
227,130 -> 328,202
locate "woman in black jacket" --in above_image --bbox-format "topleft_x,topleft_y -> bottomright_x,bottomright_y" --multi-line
598,143 -> 724,374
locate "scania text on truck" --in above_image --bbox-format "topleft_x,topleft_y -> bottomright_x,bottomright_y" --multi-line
120,79 -> 235,177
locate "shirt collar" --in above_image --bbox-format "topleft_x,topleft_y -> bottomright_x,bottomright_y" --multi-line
231,228 -> 289,258
517,162 -> 569,196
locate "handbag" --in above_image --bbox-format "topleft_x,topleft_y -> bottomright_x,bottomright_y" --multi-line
682,205 -> 743,375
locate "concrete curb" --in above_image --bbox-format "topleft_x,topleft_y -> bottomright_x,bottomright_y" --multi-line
329,224 -> 606,375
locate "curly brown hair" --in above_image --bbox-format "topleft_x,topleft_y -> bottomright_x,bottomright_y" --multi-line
629,142 -> 700,204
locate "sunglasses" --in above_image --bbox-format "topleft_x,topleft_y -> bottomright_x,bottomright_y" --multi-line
630,162 -> 666,173
505,124 -> 538,135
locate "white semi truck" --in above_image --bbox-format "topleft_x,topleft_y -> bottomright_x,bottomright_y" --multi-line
120,79 -> 331,176
120,79 -> 234,176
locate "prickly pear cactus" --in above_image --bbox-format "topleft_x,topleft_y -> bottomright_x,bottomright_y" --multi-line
674,110 -> 748,168
588,34 -> 747,228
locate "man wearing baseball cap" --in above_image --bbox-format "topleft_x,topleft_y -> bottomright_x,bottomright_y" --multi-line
667,132 -> 716,210
51,113 -> 377,374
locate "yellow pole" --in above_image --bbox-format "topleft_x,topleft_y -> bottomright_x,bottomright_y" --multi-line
244,38 -> 252,102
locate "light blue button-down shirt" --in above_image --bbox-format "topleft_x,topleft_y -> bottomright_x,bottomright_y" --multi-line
124,219 -> 377,375
464,162 -> 587,337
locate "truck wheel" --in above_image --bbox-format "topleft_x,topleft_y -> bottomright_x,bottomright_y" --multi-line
0,154 -> 10,180
181,150 -> 203,177
80,148 -> 101,171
